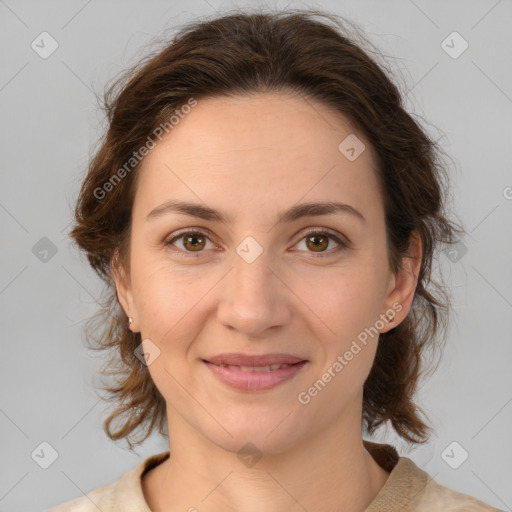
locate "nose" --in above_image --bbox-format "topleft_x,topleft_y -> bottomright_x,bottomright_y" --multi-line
216,250 -> 292,337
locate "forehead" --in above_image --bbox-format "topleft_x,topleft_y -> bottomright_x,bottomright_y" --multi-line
133,92 -> 383,221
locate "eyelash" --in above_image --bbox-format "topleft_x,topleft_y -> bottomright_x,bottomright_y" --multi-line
164,228 -> 348,259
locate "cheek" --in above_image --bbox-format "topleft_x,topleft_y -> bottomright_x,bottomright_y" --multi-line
131,253 -> 214,333
292,265 -> 385,392
292,261 -> 386,337
303,278 -> 382,404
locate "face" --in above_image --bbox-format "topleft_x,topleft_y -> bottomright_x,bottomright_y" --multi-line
113,92 -> 420,455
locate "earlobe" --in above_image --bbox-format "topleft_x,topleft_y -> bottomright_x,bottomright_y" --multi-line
381,230 -> 422,332
111,249 -> 138,331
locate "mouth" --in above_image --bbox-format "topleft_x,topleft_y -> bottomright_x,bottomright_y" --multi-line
203,353 -> 307,367
202,354 -> 308,391
205,362 -> 298,372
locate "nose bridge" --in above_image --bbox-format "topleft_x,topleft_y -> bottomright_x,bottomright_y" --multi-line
216,242 -> 290,335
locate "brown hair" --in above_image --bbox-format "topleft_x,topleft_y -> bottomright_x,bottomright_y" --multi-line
68,8 -> 465,451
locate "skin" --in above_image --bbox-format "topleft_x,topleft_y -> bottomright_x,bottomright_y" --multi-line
113,92 -> 422,512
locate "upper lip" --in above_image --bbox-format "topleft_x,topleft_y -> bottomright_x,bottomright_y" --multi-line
204,353 -> 307,366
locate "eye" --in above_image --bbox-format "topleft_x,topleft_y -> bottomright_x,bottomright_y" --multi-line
293,229 -> 347,257
165,230 -> 216,257
164,228 -> 348,258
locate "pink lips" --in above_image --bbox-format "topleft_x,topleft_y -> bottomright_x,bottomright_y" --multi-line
203,353 -> 308,392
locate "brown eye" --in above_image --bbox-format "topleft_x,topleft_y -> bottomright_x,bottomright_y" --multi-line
182,233 -> 206,251
295,229 -> 347,257
305,233 -> 329,252
165,230 -> 214,257
165,228 -> 347,259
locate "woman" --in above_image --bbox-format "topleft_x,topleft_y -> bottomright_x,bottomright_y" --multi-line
49,8 -> 503,512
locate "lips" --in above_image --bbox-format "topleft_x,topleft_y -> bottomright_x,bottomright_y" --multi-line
203,356 -> 308,391
220,363 -> 292,372
204,353 -> 306,367
202,353 -> 308,390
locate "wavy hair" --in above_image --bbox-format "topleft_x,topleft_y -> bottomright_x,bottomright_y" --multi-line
68,8 -> 465,450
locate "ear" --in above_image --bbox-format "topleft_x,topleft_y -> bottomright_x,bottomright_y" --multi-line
111,249 -> 139,332
380,230 -> 422,333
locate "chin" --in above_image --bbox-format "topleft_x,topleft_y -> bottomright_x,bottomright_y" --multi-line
220,436 -> 297,458
205,420 -> 305,458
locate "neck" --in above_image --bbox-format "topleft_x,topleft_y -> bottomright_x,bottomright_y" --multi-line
143,406 -> 390,512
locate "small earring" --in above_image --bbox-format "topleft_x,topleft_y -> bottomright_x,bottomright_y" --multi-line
128,317 -> 133,325
385,313 -> 395,323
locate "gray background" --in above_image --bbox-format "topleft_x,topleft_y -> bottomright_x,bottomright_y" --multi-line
1,0 -> 511,511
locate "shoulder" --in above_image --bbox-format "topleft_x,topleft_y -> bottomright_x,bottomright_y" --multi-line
395,457 -> 504,512
363,442 -> 504,512
46,451 -> 170,512
412,470 -> 504,512
46,475 -> 122,512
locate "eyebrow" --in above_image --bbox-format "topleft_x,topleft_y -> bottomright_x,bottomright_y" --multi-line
145,199 -> 366,225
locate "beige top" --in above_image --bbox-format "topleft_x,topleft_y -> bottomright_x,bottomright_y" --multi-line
48,441 -> 503,511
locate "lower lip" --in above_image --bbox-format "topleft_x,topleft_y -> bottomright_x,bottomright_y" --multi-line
203,361 -> 308,391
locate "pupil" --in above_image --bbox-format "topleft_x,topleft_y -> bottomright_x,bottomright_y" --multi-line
187,235 -> 203,250
309,235 -> 327,251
